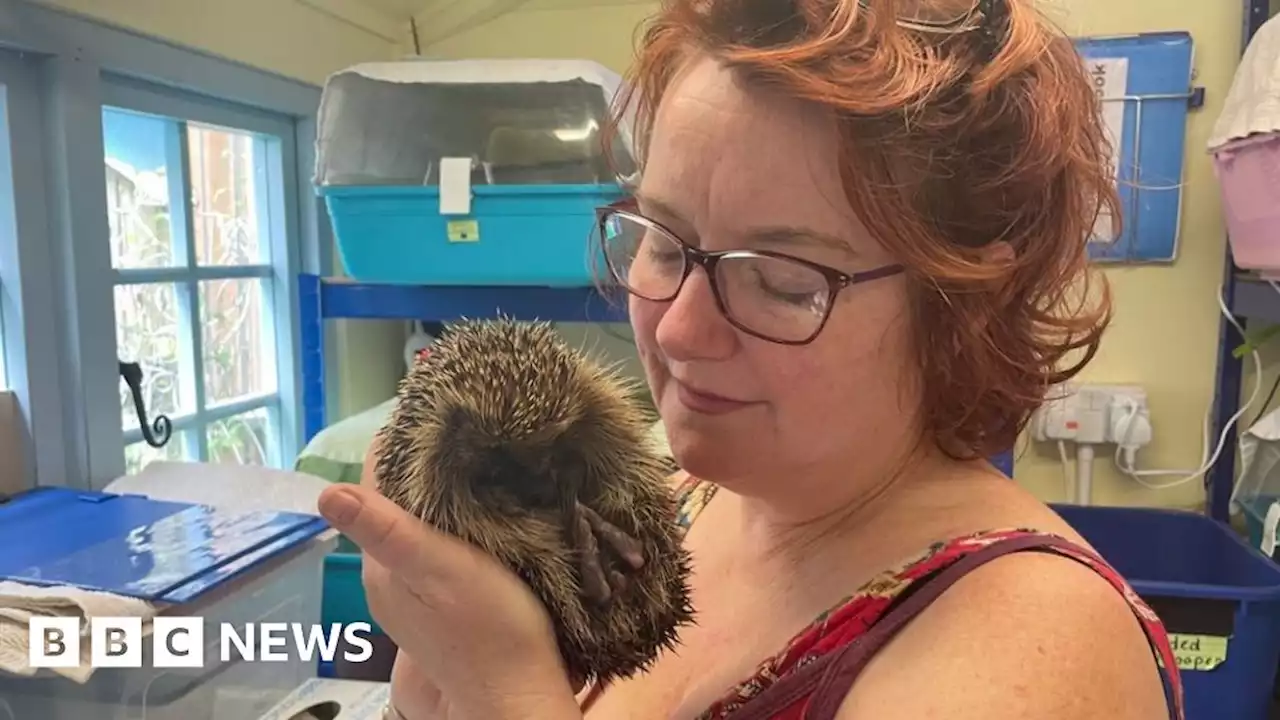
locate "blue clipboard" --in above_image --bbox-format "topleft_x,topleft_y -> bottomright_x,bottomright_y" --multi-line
1074,32 -> 1195,263
0,487 -> 330,604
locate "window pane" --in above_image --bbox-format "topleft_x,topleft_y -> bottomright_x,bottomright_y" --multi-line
200,278 -> 276,405
206,407 -> 273,466
103,109 -> 179,269
125,431 -> 194,475
189,124 -> 266,267
116,282 -> 195,428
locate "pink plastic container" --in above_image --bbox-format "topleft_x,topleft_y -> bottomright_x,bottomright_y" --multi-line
1213,131 -> 1280,274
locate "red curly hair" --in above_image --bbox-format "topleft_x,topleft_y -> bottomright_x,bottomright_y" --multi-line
603,0 -> 1114,461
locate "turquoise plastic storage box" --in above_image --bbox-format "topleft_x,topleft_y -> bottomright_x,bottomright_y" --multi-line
315,58 -> 638,287
1054,503 -> 1280,720
321,536 -> 381,632
321,183 -> 624,287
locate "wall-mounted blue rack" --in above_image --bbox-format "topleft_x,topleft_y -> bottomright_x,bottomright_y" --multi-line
1075,31 -> 1197,264
298,274 -> 627,440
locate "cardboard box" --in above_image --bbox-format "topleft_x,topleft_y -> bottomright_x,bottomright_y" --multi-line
0,390 -> 26,498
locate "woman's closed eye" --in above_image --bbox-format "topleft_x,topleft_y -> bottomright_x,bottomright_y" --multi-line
644,239 -> 684,265
747,262 -> 826,305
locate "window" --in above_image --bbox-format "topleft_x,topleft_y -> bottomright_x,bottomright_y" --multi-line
0,3 -> 321,488
104,107 -> 286,473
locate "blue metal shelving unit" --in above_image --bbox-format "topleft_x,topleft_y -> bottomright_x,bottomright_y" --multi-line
298,274 -> 627,442
1208,0 -> 1278,523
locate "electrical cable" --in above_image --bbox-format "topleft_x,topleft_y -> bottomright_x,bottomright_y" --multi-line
1057,439 -> 1073,499
1110,284 -> 1262,490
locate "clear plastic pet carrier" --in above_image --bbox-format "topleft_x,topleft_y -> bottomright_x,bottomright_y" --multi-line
315,59 -> 636,287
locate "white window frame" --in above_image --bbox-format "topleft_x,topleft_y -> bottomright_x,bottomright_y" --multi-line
0,1 -> 332,490
0,47 -> 67,490
105,79 -> 301,469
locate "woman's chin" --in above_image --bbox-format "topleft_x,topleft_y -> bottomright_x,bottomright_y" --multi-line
667,430 -> 746,482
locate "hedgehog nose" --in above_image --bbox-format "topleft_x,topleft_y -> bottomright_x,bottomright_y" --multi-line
479,467 -> 561,510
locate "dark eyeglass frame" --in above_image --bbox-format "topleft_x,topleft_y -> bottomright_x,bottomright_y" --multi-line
595,203 -> 905,346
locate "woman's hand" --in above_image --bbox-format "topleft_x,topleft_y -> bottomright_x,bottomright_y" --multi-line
316,445 -> 583,720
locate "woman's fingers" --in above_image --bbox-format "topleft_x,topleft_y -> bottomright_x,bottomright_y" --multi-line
318,483 -> 473,586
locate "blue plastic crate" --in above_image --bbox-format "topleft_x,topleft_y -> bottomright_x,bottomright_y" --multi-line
0,487 -> 329,603
321,183 -> 625,287
1053,503 -> 1280,720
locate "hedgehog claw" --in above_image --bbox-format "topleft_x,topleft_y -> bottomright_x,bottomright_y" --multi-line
574,503 -> 644,606
573,510 -> 612,605
579,504 -> 645,570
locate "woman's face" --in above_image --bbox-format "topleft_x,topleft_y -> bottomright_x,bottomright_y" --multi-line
630,55 -> 918,488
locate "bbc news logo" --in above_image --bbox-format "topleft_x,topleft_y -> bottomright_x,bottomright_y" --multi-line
29,617 -> 374,668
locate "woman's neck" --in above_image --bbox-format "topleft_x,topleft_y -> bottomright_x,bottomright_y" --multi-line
701,442 -> 949,565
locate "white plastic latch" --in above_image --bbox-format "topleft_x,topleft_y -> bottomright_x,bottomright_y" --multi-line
439,157 -> 473,215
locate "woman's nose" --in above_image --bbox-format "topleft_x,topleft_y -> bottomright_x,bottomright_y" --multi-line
654,266 -> 737,361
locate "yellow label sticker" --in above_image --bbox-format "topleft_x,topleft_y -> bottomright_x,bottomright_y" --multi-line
447,219 -> 480,243
1168,634 -> 1228,671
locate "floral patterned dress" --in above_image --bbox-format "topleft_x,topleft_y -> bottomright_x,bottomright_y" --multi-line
581,478 -> 1185,720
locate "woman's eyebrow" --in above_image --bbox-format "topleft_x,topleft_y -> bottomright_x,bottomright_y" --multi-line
746,227 -> 857,256
633,191 -> 686,223
634,191 -> 855,256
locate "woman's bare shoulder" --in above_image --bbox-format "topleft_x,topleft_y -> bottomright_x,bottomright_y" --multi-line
836,543 -> 1171,719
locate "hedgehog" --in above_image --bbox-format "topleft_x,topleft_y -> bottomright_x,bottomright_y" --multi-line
373,317 -> 695,686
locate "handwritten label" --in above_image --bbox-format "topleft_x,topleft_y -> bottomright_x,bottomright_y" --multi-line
1085,57 -> 1129,245
447,219 -> 480,243
1168,634 -> 1228,671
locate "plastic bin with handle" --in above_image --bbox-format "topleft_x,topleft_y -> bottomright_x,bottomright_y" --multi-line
1054,503 -> 1280,720
315,59 -> 635,288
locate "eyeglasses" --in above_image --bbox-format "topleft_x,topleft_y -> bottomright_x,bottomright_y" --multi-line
596,206 -> 904,346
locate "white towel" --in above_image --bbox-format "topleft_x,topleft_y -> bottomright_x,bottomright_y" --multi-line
0,581 -> 157,683
1209,13 -> 1280,150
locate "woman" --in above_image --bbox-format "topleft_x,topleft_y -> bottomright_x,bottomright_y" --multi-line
316,0 -> 1184,717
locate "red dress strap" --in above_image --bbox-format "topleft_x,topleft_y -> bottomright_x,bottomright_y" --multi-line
720,533 -> 1184,720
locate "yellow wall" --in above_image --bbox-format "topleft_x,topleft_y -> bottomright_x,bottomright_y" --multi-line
422,0 -> 1249,511
33,0 -> 409,420
37,0 -> 392,86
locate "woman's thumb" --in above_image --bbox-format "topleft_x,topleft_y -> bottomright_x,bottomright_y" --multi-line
317,484 -> 470,583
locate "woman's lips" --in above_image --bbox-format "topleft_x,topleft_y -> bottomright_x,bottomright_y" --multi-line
673,380 -> 756,415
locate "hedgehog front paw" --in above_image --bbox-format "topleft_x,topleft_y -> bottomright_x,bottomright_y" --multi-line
572,502 -> 644,606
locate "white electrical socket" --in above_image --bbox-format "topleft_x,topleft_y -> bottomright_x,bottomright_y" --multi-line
1072,385 -> 1110,444
1033,383 -> 1078,442
1031,383 -> 1151,447
1097,385 -> 1151,447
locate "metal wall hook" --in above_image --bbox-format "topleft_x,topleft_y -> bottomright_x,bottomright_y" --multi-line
119,360 -> 172,448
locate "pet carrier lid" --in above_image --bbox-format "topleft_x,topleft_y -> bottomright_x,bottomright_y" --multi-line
1209,13 -> 1280,151
315,58 -> 638,193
